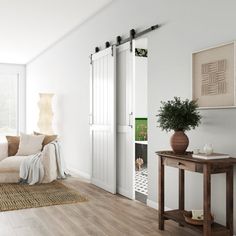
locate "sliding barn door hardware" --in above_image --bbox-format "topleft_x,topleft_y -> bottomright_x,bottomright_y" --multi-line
116,36 -> 122,45
129,29 -> 136,52
92,24 -> 160,55
89,54 -> 93,65
111,45 -> 114,57
105,42 -> 111,48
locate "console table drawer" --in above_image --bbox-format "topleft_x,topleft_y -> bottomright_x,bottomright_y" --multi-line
163,158 -> 196,171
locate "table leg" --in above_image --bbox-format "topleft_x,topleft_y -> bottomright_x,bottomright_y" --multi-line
226,166 -> 234,236
158,157 -> 164,230
179,169 -> 185,227
203,164 -> 212,236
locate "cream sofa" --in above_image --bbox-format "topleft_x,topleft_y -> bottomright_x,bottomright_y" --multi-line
0,141 -> 58,183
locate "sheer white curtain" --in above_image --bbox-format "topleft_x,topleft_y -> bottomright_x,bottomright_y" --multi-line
0,73 -> 19,136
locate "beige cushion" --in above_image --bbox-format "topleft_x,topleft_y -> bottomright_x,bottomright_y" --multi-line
0,156 -> 29,173
16,133 -> 45,156
34,131 -> 57,147
6,136 -> 20,156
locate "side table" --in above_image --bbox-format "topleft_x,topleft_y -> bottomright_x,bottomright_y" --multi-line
157,151 -> 236,236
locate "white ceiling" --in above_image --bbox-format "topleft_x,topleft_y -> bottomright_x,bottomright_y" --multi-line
0,0 -> 112,64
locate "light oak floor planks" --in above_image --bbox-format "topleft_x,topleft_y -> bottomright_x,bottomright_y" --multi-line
0,177 -> 199,236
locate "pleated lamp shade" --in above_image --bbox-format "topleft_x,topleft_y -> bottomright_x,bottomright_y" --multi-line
37,93 -> 54,135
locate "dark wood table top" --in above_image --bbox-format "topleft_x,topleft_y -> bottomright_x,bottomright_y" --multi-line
156,151 -> 236,164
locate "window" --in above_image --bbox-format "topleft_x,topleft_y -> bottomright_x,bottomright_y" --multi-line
0,74 -> 19,135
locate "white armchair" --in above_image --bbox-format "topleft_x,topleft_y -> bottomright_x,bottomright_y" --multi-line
0,141 -> 58,183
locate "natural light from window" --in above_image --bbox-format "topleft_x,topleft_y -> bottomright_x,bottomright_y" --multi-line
0,74 -> 18,136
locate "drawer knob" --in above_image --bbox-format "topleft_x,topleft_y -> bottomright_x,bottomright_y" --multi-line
177,162 -> 184,166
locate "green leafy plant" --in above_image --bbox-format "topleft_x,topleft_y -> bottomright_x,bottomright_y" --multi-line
157,97 -> 201,132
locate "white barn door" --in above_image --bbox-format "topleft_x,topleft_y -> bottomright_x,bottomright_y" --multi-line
116,42 -> 135,199
90,46 -> 116,194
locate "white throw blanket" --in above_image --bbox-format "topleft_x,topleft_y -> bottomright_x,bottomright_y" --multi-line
50,140 -> 67,179
19,140 -> 66,185
19,152 -> 44,185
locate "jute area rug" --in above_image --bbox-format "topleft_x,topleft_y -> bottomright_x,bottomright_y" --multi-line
0,181 -> 87,212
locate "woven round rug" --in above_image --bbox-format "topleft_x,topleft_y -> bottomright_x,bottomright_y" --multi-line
0,181 -> 87,211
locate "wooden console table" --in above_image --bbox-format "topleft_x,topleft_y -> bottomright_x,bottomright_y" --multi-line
157,151 -> 236,236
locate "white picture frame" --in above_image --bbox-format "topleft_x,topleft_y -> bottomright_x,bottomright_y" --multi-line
192,41 -> 236,109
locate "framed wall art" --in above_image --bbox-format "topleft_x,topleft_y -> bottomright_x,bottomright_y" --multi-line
192,41 -> 236,108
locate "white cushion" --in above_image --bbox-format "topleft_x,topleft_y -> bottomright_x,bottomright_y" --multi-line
16,133 -> 45,156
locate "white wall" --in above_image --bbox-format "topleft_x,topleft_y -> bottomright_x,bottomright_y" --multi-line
0,63 -> 26,135
0,0 -> 112,64
26,0 -> 236,230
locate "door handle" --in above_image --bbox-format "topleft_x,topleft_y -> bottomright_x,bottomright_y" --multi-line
128,112 -> 133,128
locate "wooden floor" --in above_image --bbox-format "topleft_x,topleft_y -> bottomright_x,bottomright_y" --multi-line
0,177 -> 199,236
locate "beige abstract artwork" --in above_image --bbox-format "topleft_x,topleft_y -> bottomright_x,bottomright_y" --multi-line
192,41 -> 235,107
201,59 -> 227,96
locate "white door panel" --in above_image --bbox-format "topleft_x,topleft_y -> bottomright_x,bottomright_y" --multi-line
90,46 -> 116,194
116,42 -> 135,199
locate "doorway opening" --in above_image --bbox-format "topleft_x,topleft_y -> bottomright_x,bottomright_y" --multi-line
134,38 -> 148,204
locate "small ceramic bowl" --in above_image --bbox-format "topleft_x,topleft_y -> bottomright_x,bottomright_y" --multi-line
183,211 -> 214,225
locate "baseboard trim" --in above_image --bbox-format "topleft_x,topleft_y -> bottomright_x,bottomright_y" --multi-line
147,199 -> 157,209
147,199 -> 172,211
68,168 -> 91,181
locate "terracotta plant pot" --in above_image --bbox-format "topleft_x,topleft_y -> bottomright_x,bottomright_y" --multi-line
170,131 -> 189,154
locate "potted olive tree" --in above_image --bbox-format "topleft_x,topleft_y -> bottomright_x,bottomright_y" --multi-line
157,97 -> 201,154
